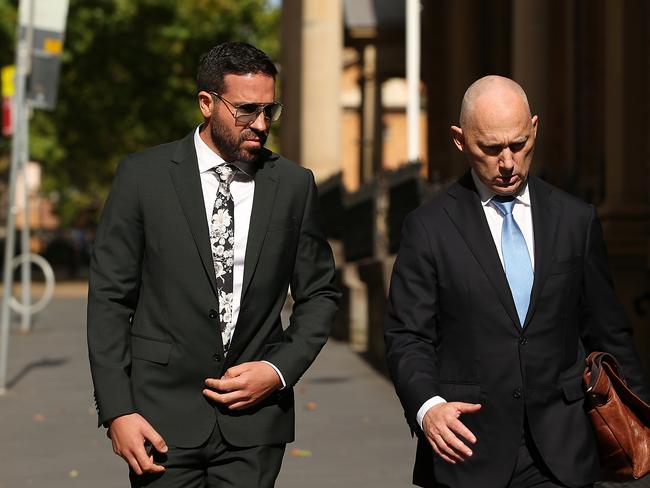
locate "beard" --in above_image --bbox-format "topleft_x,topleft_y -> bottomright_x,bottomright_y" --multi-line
210,114 -> 267,163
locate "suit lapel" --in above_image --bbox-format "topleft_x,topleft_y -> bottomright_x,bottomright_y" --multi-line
226,155 -> 279,364
168,133 -> 218,297
445,172 -> 521,329
522,176 -> 560,329
240,157 -> 279,301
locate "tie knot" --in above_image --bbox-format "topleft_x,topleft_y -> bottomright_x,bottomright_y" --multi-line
214,164 -> 238,186
491,195 -> 516,215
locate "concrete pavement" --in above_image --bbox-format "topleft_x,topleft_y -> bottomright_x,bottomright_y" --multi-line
3,288 -> 645,487
0,289 -> 416,487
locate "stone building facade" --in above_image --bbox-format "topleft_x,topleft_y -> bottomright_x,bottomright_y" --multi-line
279,0 -> 650,374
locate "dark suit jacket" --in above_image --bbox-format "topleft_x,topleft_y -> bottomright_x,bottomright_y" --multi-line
87,131 -> 339,448
384,172 -> 649,488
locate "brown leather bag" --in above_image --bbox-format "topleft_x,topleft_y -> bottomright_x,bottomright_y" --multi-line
583,351 -> 650,480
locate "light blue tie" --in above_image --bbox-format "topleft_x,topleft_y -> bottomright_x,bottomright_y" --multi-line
491,196 -> 533,326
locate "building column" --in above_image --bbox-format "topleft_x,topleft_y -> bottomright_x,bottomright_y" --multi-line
423,0 -> 482,183
279,0 -> 302,164
601,0 -> 650,374
511,0 -> 552,176
571,2 -> 605,202
280,0 -> 343,182
359,43 -> 382,184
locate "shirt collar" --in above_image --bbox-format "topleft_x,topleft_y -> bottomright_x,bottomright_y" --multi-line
194,125 -> 227,174
193,124 -> 257,178
470,169 -> 531,207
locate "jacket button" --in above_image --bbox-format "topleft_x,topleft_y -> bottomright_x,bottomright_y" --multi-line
519,337 -> 528,345
512,388 -> 522,399
209,309 -> 218,319
212,353 -> 221,362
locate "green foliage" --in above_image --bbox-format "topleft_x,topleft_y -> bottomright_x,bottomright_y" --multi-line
0,1 -> 16,68
0,0 -> 280,226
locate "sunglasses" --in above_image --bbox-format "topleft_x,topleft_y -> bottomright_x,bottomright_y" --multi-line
210,92 -> 283,125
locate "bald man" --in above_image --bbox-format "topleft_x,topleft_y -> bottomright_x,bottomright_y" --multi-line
384,76 -> 649,488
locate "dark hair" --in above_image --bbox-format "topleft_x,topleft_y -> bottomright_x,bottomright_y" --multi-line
197,42 -> 277,94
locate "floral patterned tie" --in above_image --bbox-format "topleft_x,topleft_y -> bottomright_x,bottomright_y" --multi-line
210,164 -> 238,353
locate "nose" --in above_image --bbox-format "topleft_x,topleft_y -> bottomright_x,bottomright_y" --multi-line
249,110 -> 269,132
499,147 -> 515,170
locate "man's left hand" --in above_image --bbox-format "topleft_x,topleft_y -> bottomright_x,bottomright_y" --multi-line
203,361 -> 282,410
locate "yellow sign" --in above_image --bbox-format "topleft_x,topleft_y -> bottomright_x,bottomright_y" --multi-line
1,65 -> 15,97
43,38 -> 63,55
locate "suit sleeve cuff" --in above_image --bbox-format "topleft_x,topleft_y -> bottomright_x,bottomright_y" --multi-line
416,396 -> 447,430
261,360 -> 287,390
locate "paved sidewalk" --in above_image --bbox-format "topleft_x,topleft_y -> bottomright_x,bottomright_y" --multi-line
0,293 -> 416,487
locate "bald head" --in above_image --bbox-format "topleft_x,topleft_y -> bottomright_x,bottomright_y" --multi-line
450,75 -> 538,196
459,76 -> 531,129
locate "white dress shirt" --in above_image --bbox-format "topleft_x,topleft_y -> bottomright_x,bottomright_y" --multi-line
194,127 -> 286,387
416,170 -> 535,429
471,171 -> 535,270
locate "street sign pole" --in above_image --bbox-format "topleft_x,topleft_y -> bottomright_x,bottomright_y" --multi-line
19,0 -> 34,334
0,0 -> 31,395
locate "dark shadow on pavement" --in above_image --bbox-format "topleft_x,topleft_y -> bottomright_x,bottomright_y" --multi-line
357,351 -> 390,378
7,357 -> 69,389
305,376 -> 351,385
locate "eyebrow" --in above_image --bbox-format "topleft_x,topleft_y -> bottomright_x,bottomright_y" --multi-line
478,137 -> 528,147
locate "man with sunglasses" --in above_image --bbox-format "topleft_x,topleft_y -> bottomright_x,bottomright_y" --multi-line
88,42 -> 339,487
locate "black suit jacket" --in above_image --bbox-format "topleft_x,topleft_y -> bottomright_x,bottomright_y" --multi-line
87,131 -> 339,448
384,172 -> 649,488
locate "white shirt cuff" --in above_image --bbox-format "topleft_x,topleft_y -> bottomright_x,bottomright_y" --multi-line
261,360 -> 286,389
416,396 -> 447,430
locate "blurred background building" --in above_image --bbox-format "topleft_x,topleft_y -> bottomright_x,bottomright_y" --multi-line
279,0 -> 650,373
0,0 -> 647,371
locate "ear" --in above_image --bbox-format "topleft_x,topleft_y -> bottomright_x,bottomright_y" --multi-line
450,125 -> 465,153
198,91 -> 215,118
531,115 -> 538,137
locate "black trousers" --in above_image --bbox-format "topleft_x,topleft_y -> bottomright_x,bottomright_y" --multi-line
129,422 -> 285,488
508,422 -> 593,488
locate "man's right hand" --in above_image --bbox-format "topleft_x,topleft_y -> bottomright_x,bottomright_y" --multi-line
422,402 -> 481,464
107,413 -> 168,475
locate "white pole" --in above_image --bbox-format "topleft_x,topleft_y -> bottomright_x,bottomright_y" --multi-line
406,0 -> 421,163
0,0 -> 30,394
19,0 -> 34,334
